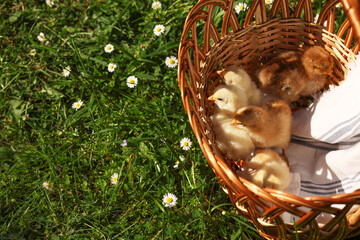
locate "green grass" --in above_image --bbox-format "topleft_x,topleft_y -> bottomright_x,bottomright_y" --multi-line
0,0 -> 347,239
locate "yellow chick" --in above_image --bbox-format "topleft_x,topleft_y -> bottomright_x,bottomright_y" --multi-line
211,109 -> 255,160
217,65 -> 263,106
231,100 -> 292,164
208,85 -> 248,113
239,149 -> 291,191
208,86 -> 255,160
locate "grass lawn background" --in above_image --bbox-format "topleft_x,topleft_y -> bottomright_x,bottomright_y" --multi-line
0,0 -> 347,239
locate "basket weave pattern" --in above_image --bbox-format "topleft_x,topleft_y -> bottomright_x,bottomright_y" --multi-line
178,0 -> 360,239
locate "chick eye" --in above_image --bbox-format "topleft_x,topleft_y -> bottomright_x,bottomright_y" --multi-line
283,86 -> 291,91
217,98 -> 223,101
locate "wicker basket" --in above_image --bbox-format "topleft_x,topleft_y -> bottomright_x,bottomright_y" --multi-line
178,0 -> 360,239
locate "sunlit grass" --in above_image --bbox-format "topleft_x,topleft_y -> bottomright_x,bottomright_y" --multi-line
0,0 -> 348,239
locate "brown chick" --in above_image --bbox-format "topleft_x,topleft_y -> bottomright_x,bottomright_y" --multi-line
257,46 -> 333,102
300,46 -> 333,96
239,149 -> 291,191
231,100 -> 292,165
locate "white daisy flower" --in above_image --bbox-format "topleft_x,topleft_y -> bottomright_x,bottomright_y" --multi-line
165,56 -> 178,68
46,0 -> 54,7
62,66 -> 71,77
180,137 -> 192,151
104,44 -> 114,53
152,1 -> 162,9
336,2 -> 342,8
173,161 -> 180,169
108,63 -> 117,72
121,140 -> 127,147
162,193 -> 177,207
235,3 -> 247,14
37,32 -> 46,42
265,0 -> 273,4
314,14 -> 319,23
72,100 -> 83,111
179,155 -> 185,162
30,49 -> 36,56
22,114 -> 29,121
110,173 -> 119,185
126,76 -> 138,88
153,24 -> 165,36
42,181 -> 53,190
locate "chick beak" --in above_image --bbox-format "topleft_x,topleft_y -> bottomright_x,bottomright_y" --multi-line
229,119 -> 238,126
217,69 -> 225,76
208,95 -> 216,102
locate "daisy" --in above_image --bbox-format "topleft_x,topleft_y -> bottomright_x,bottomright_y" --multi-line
108,63 -> 117,72
126,76 -> 138,88
46,0 -> 54,7
30,49 -> 36,56
162,193 -> 177,208
152,1 -> 162,9
180,137 -> 192,151
153,24 -> 165,36
62,66 -> 71,77
22,114 -> 29,121
336,2 -> 342,8
42,181 -> 53,190
110,173 -> 119,185
72,100 -> 83,111
179,155 -> 185,162
165,56 -> 178,68
121,140 -> 127,147
265,0 -> 273,5
104,44 -> 114,53
37,32 -> 46,42
235,3 -> 247,14
173,161 -> 180,169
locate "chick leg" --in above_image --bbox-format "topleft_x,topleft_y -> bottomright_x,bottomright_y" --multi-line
282,148 -> 290,167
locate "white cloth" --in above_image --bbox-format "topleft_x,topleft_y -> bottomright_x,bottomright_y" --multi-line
283,53 -> 360,225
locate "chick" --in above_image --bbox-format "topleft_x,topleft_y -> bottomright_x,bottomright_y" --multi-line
208,85 -> 248,113
208,86 -> 255,160
211,109 -> 255,160
231,100 -> 292,164
217,66 -> 263,106
257,46 -> 333,102
257,51 -> 305,102
299,46 -> 333,96
240,149 -> 291,191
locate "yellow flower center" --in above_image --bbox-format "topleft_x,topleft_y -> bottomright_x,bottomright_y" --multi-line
183,142 -> 188,146
155,4 -> 158,7
76,103 -> 80,108
166,197 -> 173,203
46,183 -> 51,187
107,46 -> 111,50
23,116 -> 28,120
65,70 -> 68,73
113,177 -> 117,182
266,0 -> 270,3
157,28 -> 161,32
240,6 -> 244,10
169,59 -> 175,64
110,65 -> 114,69
129,79 -> 135,84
